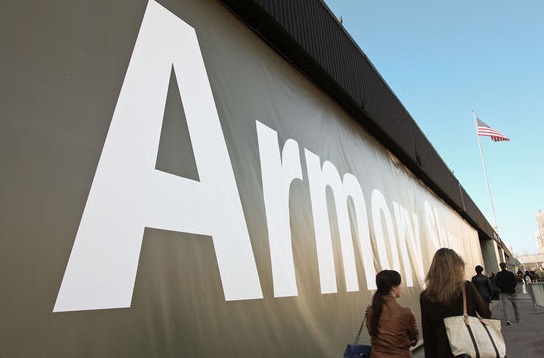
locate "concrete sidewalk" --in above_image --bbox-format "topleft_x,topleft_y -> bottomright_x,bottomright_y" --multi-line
413,292 -> 544,358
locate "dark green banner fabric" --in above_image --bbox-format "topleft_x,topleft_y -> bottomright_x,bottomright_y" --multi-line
0,0 -> 488,356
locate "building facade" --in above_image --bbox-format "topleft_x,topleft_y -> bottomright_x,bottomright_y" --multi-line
537,210 -> 544,253
0,1 -> 507,356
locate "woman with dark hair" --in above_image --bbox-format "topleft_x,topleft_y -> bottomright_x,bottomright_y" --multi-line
365,270 -> 418,357
420,248 -> 491,358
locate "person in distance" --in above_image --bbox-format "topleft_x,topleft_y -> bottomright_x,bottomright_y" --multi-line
471,265 -> 493,306
496,262 -> 520,325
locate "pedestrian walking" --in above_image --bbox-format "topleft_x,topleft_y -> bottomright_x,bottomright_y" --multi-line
489,272 -> 500,300
524,270 -> 532,283
365,270 -> 418,357
535,267 -> 544,281
496,262 -> 521,325
471,265 -> 492,305
420,248 -> 490,358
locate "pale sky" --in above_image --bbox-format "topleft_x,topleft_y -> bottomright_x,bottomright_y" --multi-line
324,0 -> 544,255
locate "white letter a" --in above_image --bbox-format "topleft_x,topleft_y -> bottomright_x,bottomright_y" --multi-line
54,0 -> 262,312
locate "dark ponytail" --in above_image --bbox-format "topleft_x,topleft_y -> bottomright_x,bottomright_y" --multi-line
369,270 -> 401,337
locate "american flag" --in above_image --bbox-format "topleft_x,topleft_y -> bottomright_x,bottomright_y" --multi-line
476,118 -> 510,142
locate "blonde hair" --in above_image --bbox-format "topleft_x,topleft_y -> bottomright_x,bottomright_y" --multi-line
423,248 -> 465,304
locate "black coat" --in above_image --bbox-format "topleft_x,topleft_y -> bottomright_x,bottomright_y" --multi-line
496,269 -> 517,293
471,273 -> 492,303
420,281 -> 491,358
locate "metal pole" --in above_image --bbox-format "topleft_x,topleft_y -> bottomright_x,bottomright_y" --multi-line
473,110 -> 499,232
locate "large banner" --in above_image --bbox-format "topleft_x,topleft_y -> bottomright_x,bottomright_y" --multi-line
0,0 -> 484,356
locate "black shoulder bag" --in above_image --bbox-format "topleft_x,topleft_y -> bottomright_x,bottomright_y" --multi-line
343,304 -> 372,358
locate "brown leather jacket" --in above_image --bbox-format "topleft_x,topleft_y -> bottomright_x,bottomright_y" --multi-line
366,295 -> 419,358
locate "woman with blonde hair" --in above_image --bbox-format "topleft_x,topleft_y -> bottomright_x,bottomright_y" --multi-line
420,248 -> 490,358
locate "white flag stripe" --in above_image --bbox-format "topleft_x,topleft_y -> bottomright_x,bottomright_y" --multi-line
476,117 -> 509,142
478,129 -> 503,136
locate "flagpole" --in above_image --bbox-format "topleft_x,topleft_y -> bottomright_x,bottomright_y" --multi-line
473,110 -> 498,232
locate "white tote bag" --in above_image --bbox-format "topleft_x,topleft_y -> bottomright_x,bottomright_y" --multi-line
443,284 -> 506,358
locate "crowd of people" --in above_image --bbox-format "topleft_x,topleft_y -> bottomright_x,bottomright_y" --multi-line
518,267 -> 543,283
363,248 -> 542,358
486,266 -> 543,300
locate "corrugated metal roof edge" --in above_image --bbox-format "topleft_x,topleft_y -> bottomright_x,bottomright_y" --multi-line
217,0 -> 501,245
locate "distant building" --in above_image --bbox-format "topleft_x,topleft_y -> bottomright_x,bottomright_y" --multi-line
537,210 -> 544,253
517,253 -> 544,269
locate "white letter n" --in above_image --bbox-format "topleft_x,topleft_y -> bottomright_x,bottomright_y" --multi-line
54,0 -> 262,312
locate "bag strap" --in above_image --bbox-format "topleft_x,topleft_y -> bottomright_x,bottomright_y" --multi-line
462,282 -> 469,326
462,283 -> 482,356
466,284 -> 492,326
462,282 -> 485,325
353,304 -> 372,345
